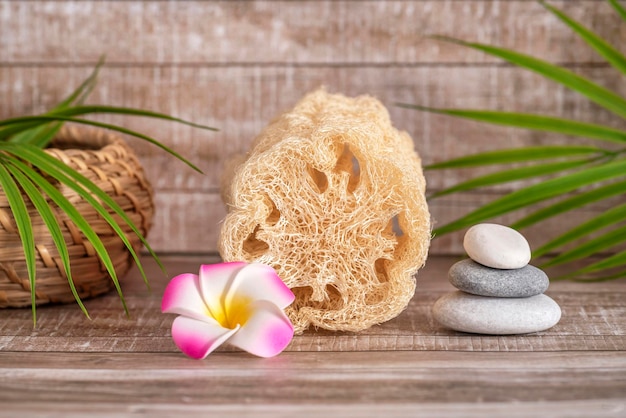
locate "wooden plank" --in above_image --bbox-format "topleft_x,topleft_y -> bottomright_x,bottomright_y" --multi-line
0,351 -> 624,407
0,1 -> 623,414
1,65 -> 623,192
0,256 -> 624,353
149,191 -> 226,254
0,256 -> 624,416
1,399 -> 625,418
1,1 -> 623,64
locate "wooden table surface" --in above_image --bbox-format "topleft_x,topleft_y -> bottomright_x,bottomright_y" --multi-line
0,255 -> 624,417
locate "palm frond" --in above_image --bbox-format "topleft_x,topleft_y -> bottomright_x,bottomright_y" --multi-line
541,1 -> 626,75
3,143 -> 156,293
511,179 -> 626,230
433,158 -> 626,235
542,224 -> 626,268
2,57 -> 105,144
533,202 -> 626,258
0,115 -> 205,173
6,161 -> 91,320
608,0 -> 626,22
396,105 -> 626,144
430,158 -> 595,199
425,145 -> 608,169
0,57 -> 216,321
571,249 -> 626,276
428,36 -> 626,120
0,160 -> 37,325
403,0 -> 626,279
1,146 -> 132,316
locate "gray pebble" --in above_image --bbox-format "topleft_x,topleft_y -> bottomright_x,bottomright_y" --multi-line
432,291 -> 561,335
449,259 -> 549,297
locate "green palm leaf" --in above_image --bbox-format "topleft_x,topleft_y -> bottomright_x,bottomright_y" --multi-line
429,36 -> 626,120
7,104 -> 218,149
0,161 -> 37,325
0,57 -> 215,321
571,250 -> 626,276
6,156 -> 133,315
434,158 -> 626,235
533,201 -> 626,258
405,1 -> 626,279
541,1 -> 626,75
57,56 -> 105,108
5,161 -> 90,320
542,223 -> 626,268
511,179 -> 626,231
0,116 -> 203,173
2,58 -> 104,144
51,105 -> 217,131
0,120 -> 50,142
609,0 -> 626,22
431,158 -> 593,198
2,146 -> 136,315
396,105 -> 626,144
4,143 -> 156,292
7,123 -> 64,148
426,145 -> 607,169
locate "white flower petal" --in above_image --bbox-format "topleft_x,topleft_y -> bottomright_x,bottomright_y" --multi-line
228,300 -> 294,358
171,316 -> 239,360
226,263 -> 295,310
161,273 -> 209,321
198,262 -> 246,324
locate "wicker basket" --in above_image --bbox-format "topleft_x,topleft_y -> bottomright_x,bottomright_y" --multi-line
0,125 -> 155,308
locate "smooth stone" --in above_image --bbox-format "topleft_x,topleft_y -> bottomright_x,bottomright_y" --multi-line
432,291 -> 561,335
463,223 -> 531,269
449,259 -> 549,297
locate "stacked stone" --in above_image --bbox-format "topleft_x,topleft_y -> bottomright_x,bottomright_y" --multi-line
432,223 -> 562,335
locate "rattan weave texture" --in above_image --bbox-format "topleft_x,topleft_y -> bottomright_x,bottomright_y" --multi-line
0,126 -> 154,308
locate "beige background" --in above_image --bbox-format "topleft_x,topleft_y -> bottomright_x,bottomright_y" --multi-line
1,0 -> 624,256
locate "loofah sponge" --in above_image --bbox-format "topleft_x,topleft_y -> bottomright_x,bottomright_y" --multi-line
219,88 -> 430,333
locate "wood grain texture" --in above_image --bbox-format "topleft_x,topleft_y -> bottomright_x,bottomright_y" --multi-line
1,1 -> 624,64
0,256 -> 624,353
1,2 -> 625,415
1,0 -> 624,256
1,64 -> 624,254
1,400 -> 625,418
0,256 -> 624,417
2,65 -> 624,191
0,352 -> 624,404
145,189 -> 626,254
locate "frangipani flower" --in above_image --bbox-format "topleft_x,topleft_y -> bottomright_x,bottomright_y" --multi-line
161,262 -> 295,359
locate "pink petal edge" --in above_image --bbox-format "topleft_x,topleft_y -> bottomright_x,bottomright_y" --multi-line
161,273 -> 209,321
227,263 -> 295,310
227,300 -> 294,358
198,262 -> 247,320
171,316 -> 239,359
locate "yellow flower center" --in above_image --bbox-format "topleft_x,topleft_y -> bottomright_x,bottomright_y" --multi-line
212,296 -> 252,330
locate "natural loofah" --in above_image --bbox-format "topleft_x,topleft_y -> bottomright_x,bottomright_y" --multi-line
219,88 -> 430,333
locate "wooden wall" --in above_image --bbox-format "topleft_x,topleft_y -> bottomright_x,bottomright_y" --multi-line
1,0 -> 625,256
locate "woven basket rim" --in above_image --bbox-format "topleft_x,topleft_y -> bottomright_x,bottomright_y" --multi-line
51,124 -> 127,151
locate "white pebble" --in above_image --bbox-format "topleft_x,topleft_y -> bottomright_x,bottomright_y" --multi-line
432,291 -> 561,335
463,223 -> 531,269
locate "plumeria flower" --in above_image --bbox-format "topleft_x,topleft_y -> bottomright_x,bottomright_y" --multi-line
161,262 -> 295,359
